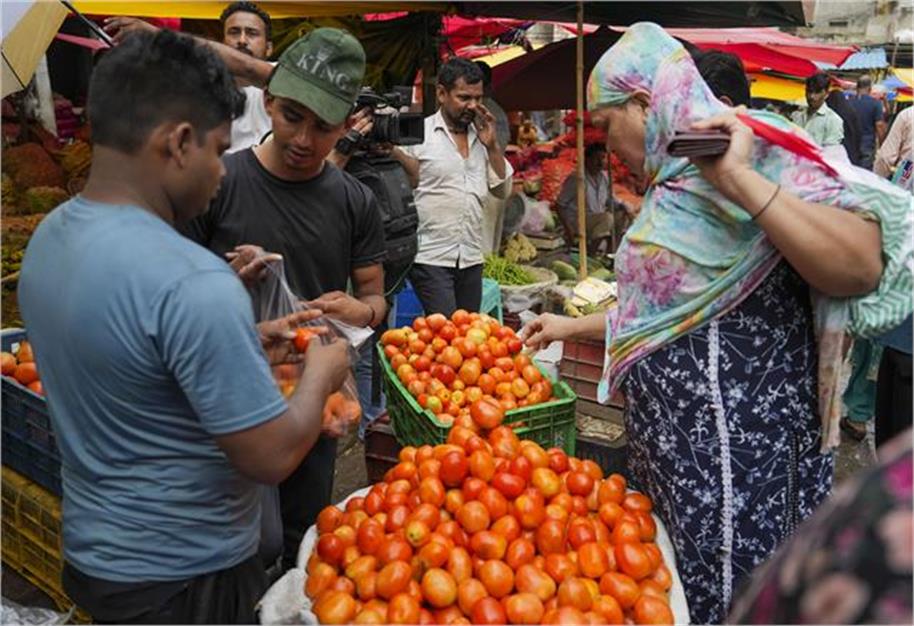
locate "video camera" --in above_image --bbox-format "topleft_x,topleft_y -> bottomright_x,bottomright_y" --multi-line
352,86 -> 424,148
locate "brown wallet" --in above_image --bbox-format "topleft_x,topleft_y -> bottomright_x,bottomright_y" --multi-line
667,130 -> 730,158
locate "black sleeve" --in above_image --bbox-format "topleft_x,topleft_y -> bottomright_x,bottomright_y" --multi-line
349,179 -> 387,269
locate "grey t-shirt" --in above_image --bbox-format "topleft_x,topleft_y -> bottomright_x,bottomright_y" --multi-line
18,197 -> 286,581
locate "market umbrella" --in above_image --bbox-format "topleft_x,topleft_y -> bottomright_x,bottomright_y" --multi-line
1,0 -> 68,97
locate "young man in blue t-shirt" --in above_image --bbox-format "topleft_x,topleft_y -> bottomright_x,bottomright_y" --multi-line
17,31 -> 350,623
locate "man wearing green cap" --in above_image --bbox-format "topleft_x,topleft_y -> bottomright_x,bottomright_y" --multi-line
176,28 -> 387,571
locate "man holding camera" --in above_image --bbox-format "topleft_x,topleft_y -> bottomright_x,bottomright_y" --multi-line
179,28 -> 387,571
388,58 -> 513,316
105,1 -> 276,153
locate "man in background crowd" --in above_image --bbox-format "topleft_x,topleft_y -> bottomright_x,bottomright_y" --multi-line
556,143 -> 613,255
388,58 -> 513,316
792,72 -> 845,153
850,74 -> 887,169
105,1 -> 275,153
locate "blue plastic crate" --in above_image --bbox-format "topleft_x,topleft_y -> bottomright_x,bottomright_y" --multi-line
392,279 -> 504,327
1,329 -> 61,497
393,281 -> 424,328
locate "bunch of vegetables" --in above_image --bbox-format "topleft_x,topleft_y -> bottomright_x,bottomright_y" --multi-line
483,256 -> 535,287
1,339 -> 43,396
381,310 -> 554,423
304,428 -> 674,625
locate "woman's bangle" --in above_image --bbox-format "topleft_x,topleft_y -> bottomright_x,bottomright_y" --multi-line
753,183 -> 781,221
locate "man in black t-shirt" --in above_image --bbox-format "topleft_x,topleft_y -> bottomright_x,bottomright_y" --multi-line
182,28 -> 386,571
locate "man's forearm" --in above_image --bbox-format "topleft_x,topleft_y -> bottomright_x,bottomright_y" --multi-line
358,294 -> 388,328
487,144 -> 507,179
194,36 -> 273,87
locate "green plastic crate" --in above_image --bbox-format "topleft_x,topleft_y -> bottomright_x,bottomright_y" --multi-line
377,343 -> 577,455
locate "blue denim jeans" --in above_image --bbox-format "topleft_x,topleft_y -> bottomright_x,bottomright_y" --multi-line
356,339 -> 385,439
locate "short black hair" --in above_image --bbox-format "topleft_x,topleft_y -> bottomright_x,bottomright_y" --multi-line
474,61 -> 493,87
438,58 -> 484,90
806,72 -> 831,93
88,30 -> 245,154
857,74 -> 872,89
693,50 -> 751,108
220,1 -> 272,40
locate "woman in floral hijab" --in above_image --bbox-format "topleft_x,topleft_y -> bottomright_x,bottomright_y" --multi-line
522,23 -> 911,623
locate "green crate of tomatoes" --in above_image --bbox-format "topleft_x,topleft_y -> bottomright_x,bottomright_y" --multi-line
376,311 -> 577,454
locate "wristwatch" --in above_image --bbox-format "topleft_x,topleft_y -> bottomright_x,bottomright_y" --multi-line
334,129 -> 364,156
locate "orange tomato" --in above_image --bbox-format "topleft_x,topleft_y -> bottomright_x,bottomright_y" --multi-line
515,563 -> 557,602
544,554 -> 578,585
578,541 -> 610,579
478,487 -> 508,521
566,471 -> 595,497
505,592 -> 546,624
478,559 -> 514,598
599,572 -> 641,610
388,592 -> 422,624
305,562 -> 337,599
418,540 -> 450,570
15,341 -> 34,363
317,534 -> 345,565
470,530 -> 508,560
470,398 -> 505,430
376,560 -> 412,599
491,472 -> 526,499
632,595 -> 674,625
468,450 -> 496,482
0,351 -> 16,376
421,568 -> 458,608
456,501 -> 490,534
623,493 -> 653,514
471,596 -> 507,625
13,362 -> 38,386
492,515 -> 520,543
612,520 -> 642,545
592,595 -> 624,624
514,490 -> 546,529
535,519 -> 566,555
313,590 -> 357,625
418,476 -> 446,507
457,577 -> 489,615
27,380 -> 43,395
446,546 -> 473,583
440,451 -> 469,487
557,577 -> 593,612
615,542 -> 654,581
346,554 -> 378,581
505,537 -> 537,570
377,537 -> 413,566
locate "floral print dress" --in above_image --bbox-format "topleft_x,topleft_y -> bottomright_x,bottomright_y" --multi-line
622,263 -> 834,624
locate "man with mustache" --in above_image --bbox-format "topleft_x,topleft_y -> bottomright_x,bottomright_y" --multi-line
105,1 -> 275,153
387,58 -> 513,316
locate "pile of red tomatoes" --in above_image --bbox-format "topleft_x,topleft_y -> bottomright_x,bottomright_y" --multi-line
304,425 -> 675,625
381,311 -> 556,428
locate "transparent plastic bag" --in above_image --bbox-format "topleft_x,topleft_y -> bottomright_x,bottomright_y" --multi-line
247,254 -> 363,438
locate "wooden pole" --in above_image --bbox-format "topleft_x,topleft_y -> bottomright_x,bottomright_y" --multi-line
575,0 -> 587,280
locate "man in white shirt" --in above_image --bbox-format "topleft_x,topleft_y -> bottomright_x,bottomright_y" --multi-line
791,72 -> 845,150
556,143 -> 613,254
104,2 -> 274,154
390,58 -> 513,315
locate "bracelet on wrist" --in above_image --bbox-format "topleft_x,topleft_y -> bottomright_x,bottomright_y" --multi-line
752,183 -> 781,221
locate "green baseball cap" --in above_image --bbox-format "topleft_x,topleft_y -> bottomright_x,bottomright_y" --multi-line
268,28 -> 365,125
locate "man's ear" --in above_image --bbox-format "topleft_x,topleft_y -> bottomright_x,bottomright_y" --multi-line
436,84 -> 447,105
266,41 -> 274,58
164,122 -> 195,168
720,95 -> 734,107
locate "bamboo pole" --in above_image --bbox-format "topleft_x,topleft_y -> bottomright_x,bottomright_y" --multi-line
575,0 -> 587,280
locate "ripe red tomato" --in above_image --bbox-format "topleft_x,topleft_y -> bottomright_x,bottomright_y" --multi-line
491,472 -> 526,499
470,398 -> 504,429
440,451 -> 469,487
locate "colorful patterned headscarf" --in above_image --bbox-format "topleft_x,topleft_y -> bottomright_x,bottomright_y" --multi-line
591,23 -> 913,450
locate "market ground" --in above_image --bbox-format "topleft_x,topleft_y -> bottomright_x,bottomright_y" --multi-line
0,429 -> 878,612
